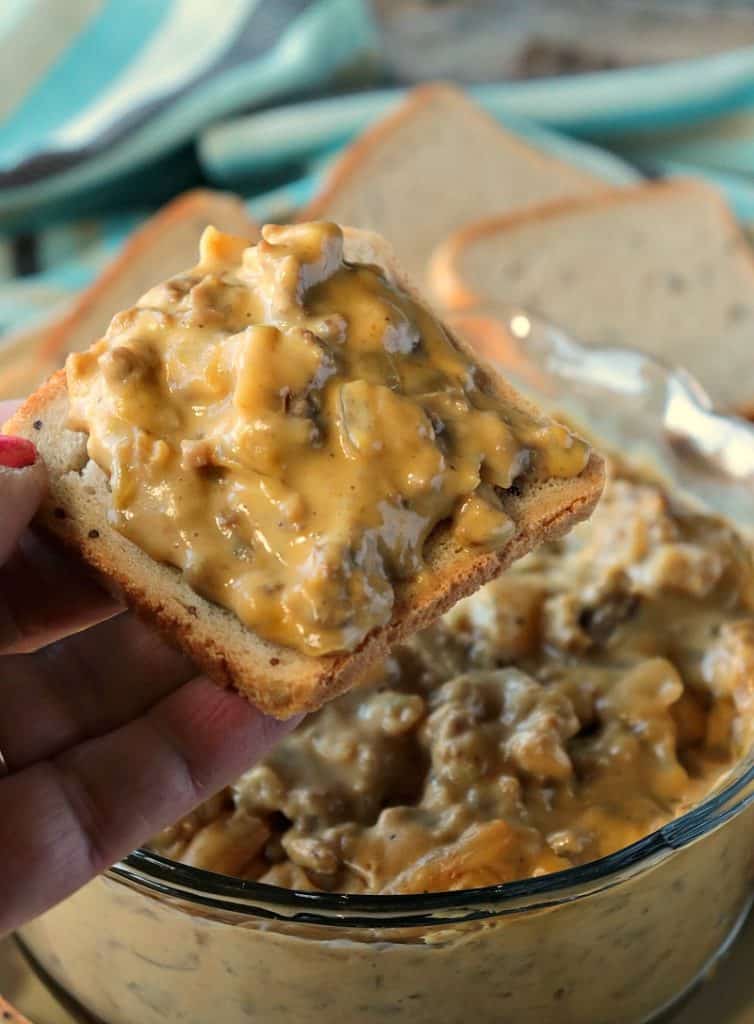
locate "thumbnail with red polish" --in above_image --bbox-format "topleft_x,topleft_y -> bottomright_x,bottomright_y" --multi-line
0,435 -> 37,469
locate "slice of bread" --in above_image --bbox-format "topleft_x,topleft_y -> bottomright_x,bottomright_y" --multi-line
4,227 -> 604,719
300,83 -> 605,284
429,178 -> 754,414
0,321 -> 53,400
0,189 -> 258,400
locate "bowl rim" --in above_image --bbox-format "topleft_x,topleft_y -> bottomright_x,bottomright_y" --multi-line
113,753 -> 754,925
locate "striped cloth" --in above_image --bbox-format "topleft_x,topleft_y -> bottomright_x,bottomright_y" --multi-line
5,3 -> 754,341
0,0 -> 377,229
0,0 -> 377,334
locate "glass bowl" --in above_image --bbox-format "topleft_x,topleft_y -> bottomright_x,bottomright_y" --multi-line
18,308 -> 754,1024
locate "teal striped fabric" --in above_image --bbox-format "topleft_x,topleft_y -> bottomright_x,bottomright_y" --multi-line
5,2 -> 754,341
0,0 -> 378,230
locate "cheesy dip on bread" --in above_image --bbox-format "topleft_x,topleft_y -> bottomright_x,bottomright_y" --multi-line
154,462 -> 754,892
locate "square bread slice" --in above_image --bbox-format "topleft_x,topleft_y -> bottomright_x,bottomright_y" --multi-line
5,227 -> 604,719
300,83 -> 606,284
429,178 -> 754,414
0,189 -> 258,401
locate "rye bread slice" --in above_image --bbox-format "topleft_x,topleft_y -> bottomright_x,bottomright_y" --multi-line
429,178 -> 754,414
4,227 -> 604,719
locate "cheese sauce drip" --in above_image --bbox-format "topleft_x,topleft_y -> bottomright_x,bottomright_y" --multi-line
67,222 -> 588,655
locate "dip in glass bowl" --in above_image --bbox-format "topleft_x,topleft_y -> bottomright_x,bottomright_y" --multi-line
18,311 -> 754,1024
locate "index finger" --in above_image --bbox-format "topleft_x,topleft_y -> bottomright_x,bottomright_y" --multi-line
0,530 -> 120,655
0,399 -> 44,565
1,399 -> 45,563
0,676 -> 300,935
0,444 -> 46,566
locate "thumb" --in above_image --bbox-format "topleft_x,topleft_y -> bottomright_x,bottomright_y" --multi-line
0,431 -> 47,565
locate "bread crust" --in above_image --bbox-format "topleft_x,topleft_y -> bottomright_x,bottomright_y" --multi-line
428,178 -> 748,312
0,190 -> 257,401
39,189 -> 258,364
301,83 -> 602,223
4,229 -> 604,719
0,325 -> 51,401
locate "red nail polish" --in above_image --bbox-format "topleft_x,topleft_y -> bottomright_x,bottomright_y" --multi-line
0,435 -> 37,469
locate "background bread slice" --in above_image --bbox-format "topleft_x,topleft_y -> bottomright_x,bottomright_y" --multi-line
301,83 -> 606,284
0,189 -> 258,400
0,321 -> 53,401
5,228 -> 604,720
429,178 -> 754,414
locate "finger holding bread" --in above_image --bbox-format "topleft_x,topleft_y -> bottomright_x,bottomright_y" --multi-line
4,220 -> 603,720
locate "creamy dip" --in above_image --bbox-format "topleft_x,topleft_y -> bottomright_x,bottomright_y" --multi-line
65,222 -> 588,656
153,462 -> 754,893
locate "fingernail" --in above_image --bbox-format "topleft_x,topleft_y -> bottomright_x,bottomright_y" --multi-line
0,435 -> 37,469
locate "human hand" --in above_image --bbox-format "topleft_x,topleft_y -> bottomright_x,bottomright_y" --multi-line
0,401 -> 298,935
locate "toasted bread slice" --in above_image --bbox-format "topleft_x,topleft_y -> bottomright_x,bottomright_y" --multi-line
300,83 -> 605,284
0,189 -> 257,400
5,227 -> 604,719
429,178 -> 754,413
